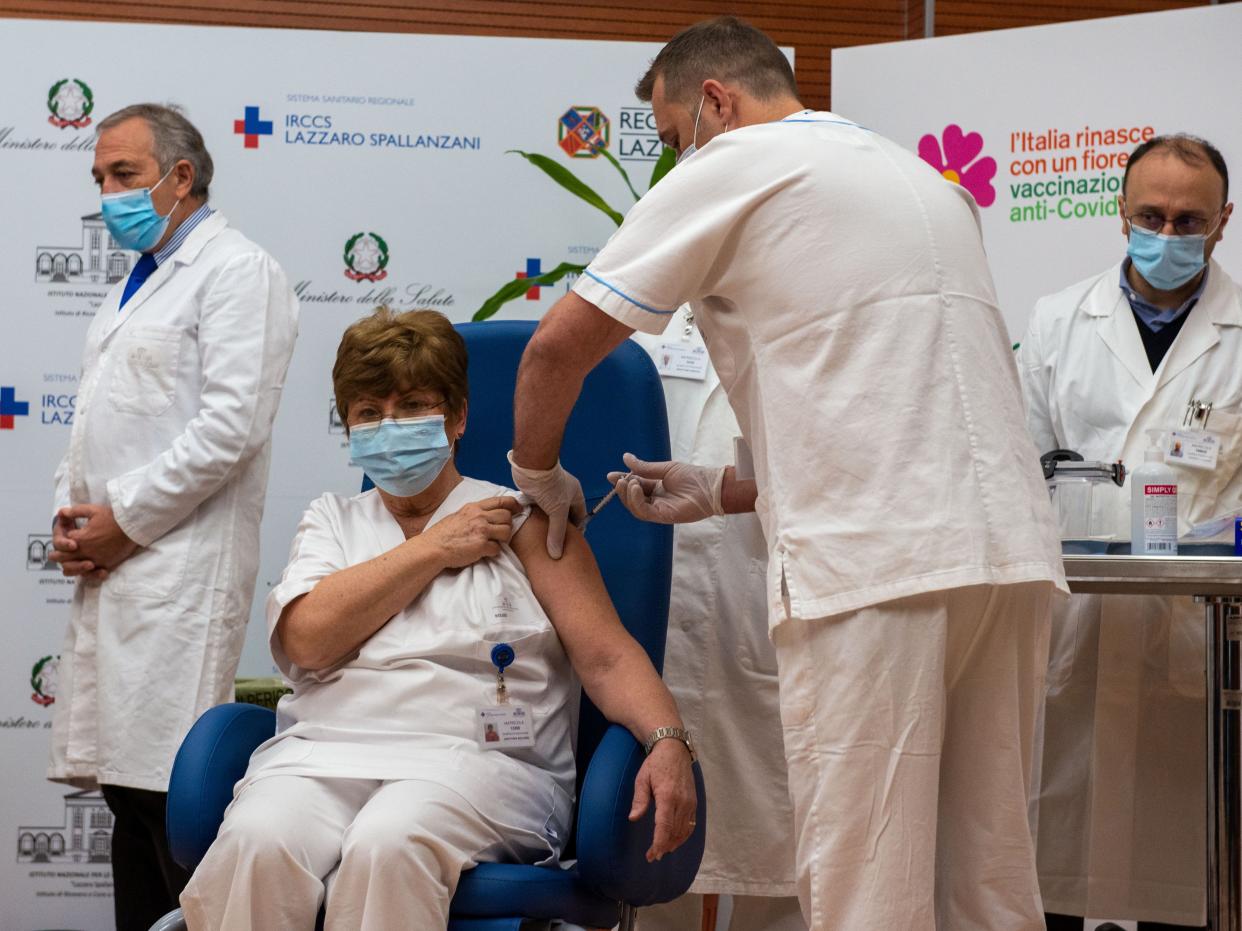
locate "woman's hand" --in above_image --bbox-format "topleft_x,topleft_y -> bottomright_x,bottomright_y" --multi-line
628,739 -> 698,862
422,496 -> 523,568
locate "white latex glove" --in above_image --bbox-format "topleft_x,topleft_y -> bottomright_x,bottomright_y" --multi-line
508,450 -> 587,559
606,453 -> 726,525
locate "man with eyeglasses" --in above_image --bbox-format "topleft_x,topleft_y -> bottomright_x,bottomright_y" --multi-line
1019,134 -> 1238,931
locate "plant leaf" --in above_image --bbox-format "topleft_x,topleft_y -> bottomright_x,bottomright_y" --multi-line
594,143 -> 641,203
647,146 -> 677,191
472,262 -> 588,322
506,150 -> 624,226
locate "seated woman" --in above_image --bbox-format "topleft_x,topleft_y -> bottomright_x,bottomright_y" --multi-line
181,308 -> 696,930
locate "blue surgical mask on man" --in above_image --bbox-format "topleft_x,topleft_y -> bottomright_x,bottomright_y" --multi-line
348,415 -> 452,497
1126,224 -> 1211,292
680,97 -> 710,166
100,167 -> 181,252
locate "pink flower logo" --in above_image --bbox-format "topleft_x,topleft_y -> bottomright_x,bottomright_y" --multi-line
918,124 -> 997,207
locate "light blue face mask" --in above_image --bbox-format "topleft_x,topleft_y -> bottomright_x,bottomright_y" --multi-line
676,96 -> 708,166
1127,224 -> 1210,292
348,415 -> 452,497
100,167 -> 180,252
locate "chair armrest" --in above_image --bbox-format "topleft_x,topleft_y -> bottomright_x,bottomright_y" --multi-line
166,702 -> 276,871
574,723 -> 706,906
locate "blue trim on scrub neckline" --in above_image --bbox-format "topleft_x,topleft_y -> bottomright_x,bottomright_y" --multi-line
781,117 -> 870,131
582,269 -> 678,316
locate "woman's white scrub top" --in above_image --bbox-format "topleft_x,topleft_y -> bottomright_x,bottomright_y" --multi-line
243,477 -> 578,854
573,111 -> 1066,625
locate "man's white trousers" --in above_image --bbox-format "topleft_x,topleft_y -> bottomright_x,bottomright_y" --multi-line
772,582 -> 1055,930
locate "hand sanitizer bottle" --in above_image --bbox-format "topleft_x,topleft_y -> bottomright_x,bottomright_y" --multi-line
1131,429 -> 1178,555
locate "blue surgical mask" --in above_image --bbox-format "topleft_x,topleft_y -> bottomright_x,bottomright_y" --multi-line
1127,225 -> 1209,292
348,415 -> 452,497
100,168 -> 180,252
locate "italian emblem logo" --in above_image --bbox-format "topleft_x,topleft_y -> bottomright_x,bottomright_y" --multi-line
344,232 -> 390,282
47,79 -> 94,130
557,106 -> 610,159
30,655 -> 59,707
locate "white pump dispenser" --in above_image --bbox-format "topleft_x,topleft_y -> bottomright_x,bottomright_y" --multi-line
1130,429 -> 1178,555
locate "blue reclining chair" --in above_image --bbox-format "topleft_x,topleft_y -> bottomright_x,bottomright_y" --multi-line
158,320 -> 706,931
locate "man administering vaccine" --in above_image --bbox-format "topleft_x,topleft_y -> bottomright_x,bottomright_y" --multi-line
1022,134 -> 1239,931
509,16 -> 1065,930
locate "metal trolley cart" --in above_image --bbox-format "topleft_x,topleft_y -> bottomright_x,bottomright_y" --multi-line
1064,545 -> 1242,931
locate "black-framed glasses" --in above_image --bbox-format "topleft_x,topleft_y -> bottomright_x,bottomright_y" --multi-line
1125,207 -> 1224,237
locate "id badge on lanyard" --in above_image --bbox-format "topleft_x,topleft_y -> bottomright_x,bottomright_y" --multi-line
1167,398 -> 1221,471
655,343 -> 709,381
476,642 -> 535,750
655,307 -> 709,381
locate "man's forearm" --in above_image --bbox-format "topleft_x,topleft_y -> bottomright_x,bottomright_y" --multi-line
512,293 -> 634,469
512,331 -> 586,469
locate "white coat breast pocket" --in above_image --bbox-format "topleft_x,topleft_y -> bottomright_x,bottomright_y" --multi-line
1178,408 -> 1242,522
108,325 -> 183,417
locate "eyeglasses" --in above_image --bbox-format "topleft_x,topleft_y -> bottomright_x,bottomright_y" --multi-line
350,396 -> 445,425
1125,207 -> 1224,237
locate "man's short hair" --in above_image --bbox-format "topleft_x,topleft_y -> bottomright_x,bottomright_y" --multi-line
97,103 -> 214,200
1124,133 -> 1229,202
636,16 -> 798,106
333,307 -> 469,427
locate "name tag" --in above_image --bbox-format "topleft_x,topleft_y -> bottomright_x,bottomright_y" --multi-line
1166,429 -> 1220,471
656,342 -> 709,381
477,702 -> 535,750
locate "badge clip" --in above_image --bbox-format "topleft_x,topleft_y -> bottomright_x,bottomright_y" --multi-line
478,642 -> 535,750
491,642 -> 514,705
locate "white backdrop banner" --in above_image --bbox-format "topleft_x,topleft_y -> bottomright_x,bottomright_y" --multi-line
0,19 -> 681,929
832,4 -> 1242,340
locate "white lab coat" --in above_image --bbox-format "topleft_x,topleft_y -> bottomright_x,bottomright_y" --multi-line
1018,259 -> 1242,924
48,212 -> 298,792
244,478 -> 576,845
631,312 -> 798,901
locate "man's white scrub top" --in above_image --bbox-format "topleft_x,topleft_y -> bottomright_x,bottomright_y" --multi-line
573,111 -> 1065,625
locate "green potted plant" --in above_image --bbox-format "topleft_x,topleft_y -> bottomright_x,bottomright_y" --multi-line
473,144 -> 676,321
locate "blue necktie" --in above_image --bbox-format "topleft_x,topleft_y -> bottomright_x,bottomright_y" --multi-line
119,253 -> 158,311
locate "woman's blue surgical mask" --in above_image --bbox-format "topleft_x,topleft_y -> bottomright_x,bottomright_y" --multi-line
348,415 -> 452,497
1127,224 -> 1211,292
100,167 -> 181,252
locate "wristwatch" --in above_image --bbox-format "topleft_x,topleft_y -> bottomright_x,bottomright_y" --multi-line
644,726 -> 696,762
